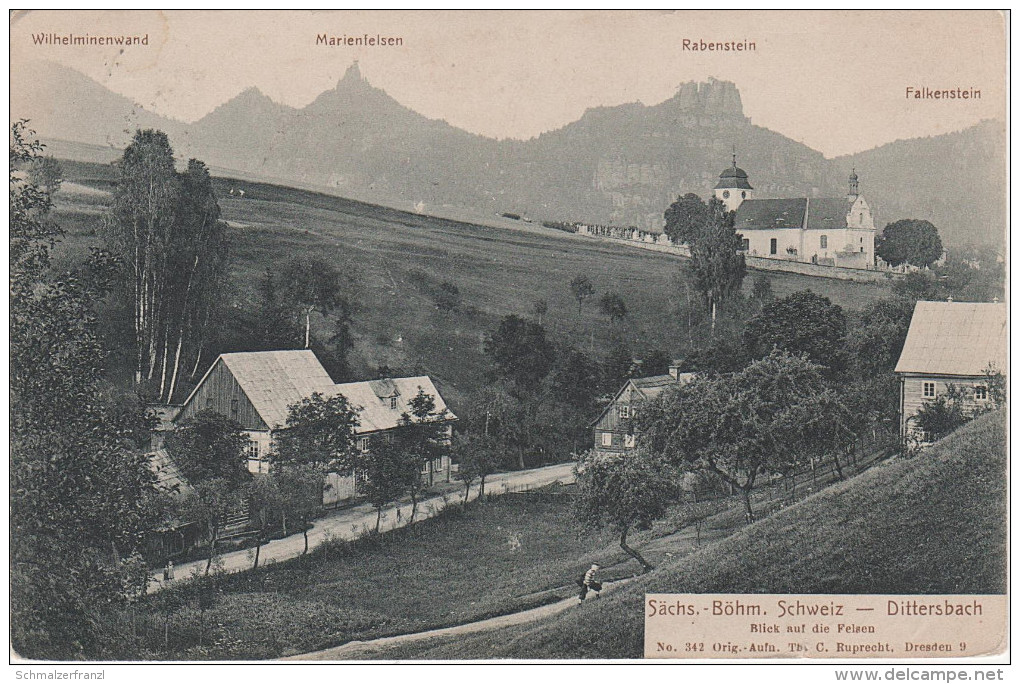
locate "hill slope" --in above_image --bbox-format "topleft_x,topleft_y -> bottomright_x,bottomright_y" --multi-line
379,410 -> 1007,659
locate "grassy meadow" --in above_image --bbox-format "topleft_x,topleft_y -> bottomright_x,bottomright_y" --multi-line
374,410 -> 1008,659
52,162 -> 894,418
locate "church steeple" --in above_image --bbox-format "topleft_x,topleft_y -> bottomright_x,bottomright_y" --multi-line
714,148 -> 752,211
847,167 -> 859,201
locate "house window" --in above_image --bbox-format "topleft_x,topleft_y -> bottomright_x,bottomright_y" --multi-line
230,398 -> 239,416
770,238 -> 778,255
206,398 -> 214,409
624,434 -> 636,449
740,238 -> 749,251
975,386 -> 988,401
820,235 -> 828,249
246,440 -> 260,460
618,405 -> 631,419
923,382 -> 937,398
601,432 -> 612,447
385,432 -> 394,444
390,397 -> 397,409
359,437 -> 370,452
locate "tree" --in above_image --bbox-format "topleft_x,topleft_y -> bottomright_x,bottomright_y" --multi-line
663,192 -> 710,245
11,123 -> 159,658
273,392 -> 361,471
433,281 -> 462,312
877,219 -> 944,268
574,450 -> 676,573
106,131 -> 229,403
164,410 -> 249,487
453,431 -> 503,502
278,257 -> 352,349
642,350 -> 672,377
569,274 -> 595,315
244,475 -> 280,570
912,394 -> 969,444
485,315 -> 556,390
178,478 -> 244,575
743,291 -> 847,372
681,197 -> 746,331
273,463 -> 326,554
750,273 -> 774,306
601,343 -> 636,395
532,298 -> 548,326
29,155 -> 62,197
395,388 -> 452,521
361,442 -> 415,533
599,291 -> 628,327
639,351 -> 832,523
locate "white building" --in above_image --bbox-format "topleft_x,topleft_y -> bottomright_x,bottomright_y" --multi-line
714,158 -> 877,269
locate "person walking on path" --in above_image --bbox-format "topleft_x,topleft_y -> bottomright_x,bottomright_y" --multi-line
578,563 -> 601,602
163,560 -> 175,582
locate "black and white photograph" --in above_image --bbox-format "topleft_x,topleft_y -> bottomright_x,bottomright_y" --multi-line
8,9 -> 1009,670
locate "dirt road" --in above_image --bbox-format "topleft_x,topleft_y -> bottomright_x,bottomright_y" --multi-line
149,462 -> 575,592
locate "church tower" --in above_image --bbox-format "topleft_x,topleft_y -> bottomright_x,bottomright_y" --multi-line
847,168 -> 859,203
714,151 -> 753,212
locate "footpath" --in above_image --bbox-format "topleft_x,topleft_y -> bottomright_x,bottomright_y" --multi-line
148,462 -> 575,592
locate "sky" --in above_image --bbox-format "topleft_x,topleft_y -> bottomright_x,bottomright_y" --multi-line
9,10 -> 1008,157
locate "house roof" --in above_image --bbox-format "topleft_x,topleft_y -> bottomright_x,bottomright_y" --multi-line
149,448 -> 192,496
322,375 -> 458,434
894,301 -> 1007,377
590,373 -> 696,427
218,350 -> 337,429
805,198 -> 851,231
734,198 -> 807,231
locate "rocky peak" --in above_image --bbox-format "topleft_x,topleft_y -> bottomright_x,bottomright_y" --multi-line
672,78 -> 745,119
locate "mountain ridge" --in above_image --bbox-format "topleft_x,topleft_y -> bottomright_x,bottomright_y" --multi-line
12,60 -> 1004,248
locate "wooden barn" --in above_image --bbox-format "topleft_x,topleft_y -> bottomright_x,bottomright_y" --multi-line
894,301 -> 1007,443
175,350 -> 457,505
591,364 -> 694,456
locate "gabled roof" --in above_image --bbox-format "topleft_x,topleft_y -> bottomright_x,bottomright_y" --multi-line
805,198 -> 850,231
149,448 -> 192,496
590,372 -> 696,427
734,198 -> 807,231
894,301 -> 1007,377
217,350 -> 337,429
323,375 -> 458,434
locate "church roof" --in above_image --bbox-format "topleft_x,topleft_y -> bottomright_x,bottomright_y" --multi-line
714,164 -> 753,190
805,198 -> 851,231
734,198 -> 807,231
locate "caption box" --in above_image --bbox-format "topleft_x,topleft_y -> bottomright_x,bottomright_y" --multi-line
644,594 -> 1006,659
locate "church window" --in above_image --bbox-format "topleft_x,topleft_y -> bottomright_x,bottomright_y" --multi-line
860,213 -> 864,223
770,238 -> 777,255
741,191 -> 746,199
741,238 -> 749,251
820,235 -> 828,249
722,190 -> 730,199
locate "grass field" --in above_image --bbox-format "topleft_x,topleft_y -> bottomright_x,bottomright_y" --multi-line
376,410 -> 1008,659
52,164 -> 894,419
114,489 -> 627,659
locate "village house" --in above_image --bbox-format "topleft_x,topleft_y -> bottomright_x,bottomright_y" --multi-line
894,301 -> 1007,443
714,155 -> 877,269
174,349 -> 457,505
592,363 -> 695,456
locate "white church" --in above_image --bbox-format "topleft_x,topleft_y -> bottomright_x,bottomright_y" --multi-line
714,156 -> 877,269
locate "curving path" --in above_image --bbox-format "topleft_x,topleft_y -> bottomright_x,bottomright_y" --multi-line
149,462 -> 575,592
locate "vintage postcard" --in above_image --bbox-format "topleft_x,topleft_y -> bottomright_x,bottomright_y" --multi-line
8,10 -> 1008,667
